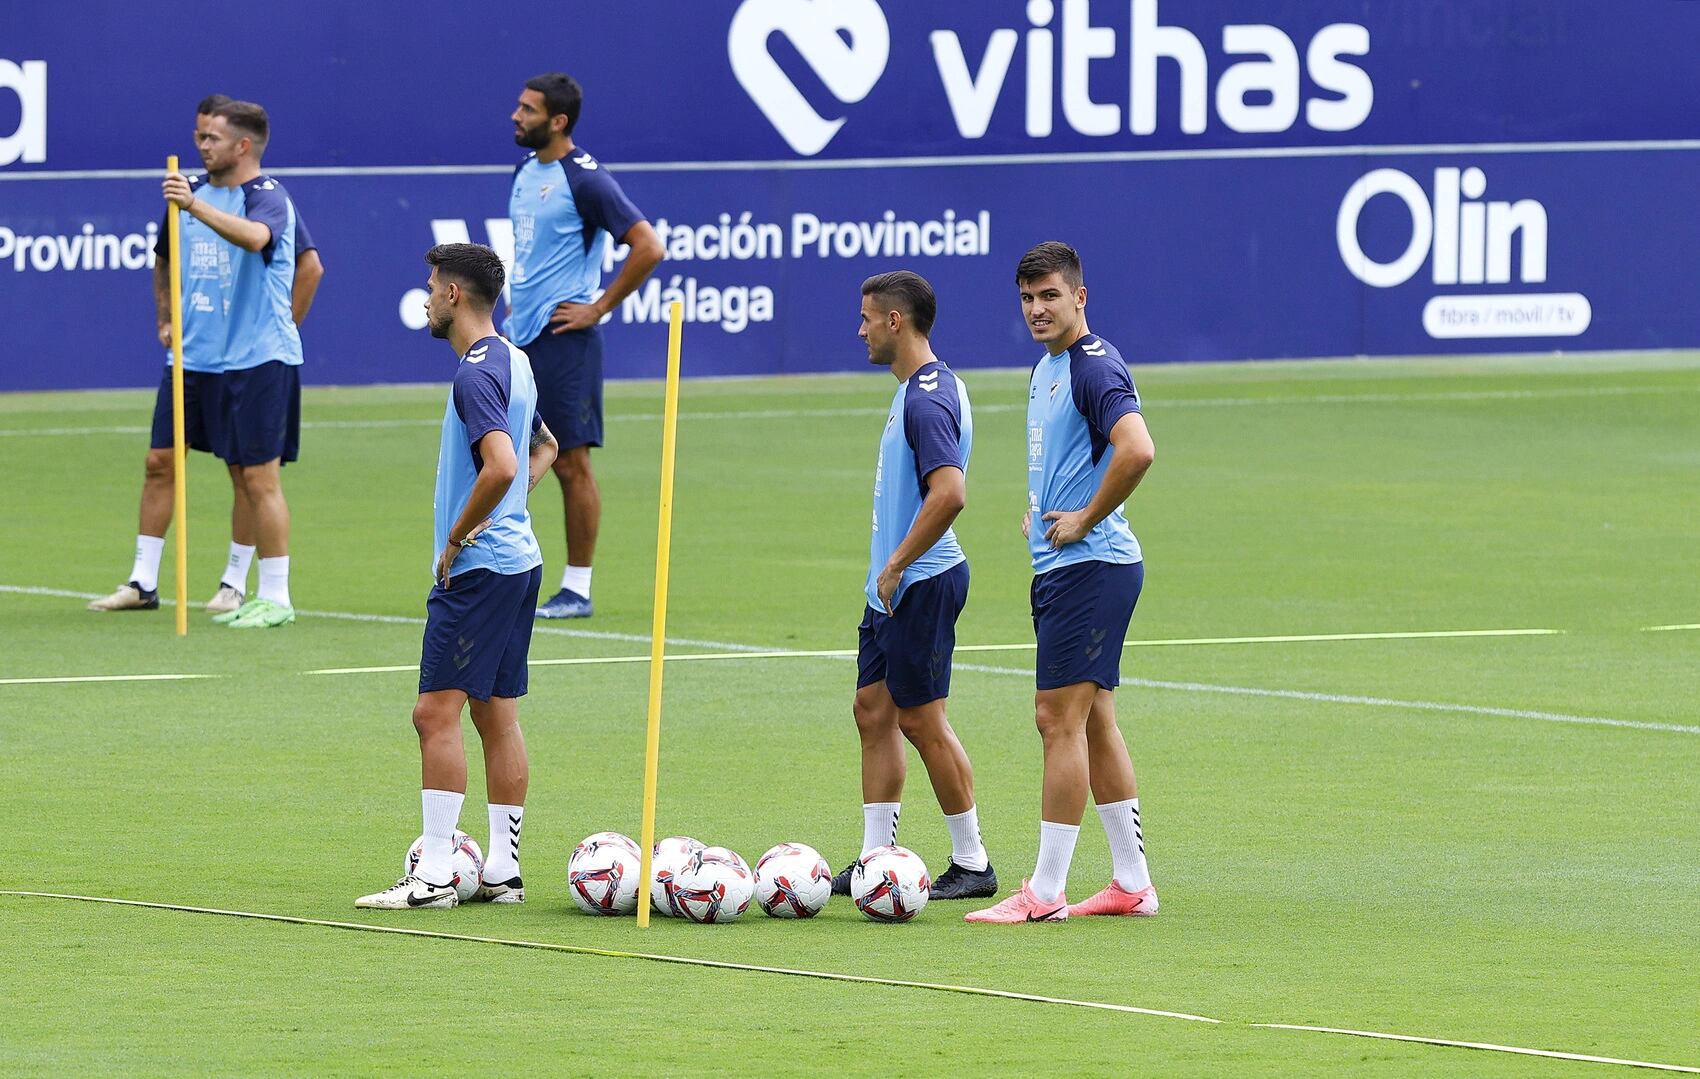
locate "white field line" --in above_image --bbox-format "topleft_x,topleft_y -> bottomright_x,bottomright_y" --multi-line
303,638 -> 1700,737
6,892 -> 1696,1074
1643,623 -> 1700,632
1254,1024 -> 1700,1075
3,383 -> 1693,439
952,655 -> 1700,736
0,891 -> 1218,1024
1123,678 -> 1700,736
305,627 -> 1562,675
0,673 -> 212,686
958,628 -> 1563,650
0,584 -> 767,654
6,583 -> 1688,735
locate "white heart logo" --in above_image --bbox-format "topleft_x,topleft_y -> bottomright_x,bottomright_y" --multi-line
728,0 -> 890,157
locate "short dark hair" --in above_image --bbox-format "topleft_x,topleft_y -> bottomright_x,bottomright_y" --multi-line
196,94 -> 232,116
212,100 -> 270,154
426,243 -> 506,308
861,270 -> 937,337
525,73 -> 584,135
1016,241 -> 1083,290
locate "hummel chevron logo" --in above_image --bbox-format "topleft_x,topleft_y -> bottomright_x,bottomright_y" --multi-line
465,345 -> 489,364
572,153 -> 598,170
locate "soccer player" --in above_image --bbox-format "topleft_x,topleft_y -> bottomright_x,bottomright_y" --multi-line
89,97 -> 323,617
357,244 -> 557,910
831,271 -> 997,901
505,73 -> 664,619
966,242 -> 1159,924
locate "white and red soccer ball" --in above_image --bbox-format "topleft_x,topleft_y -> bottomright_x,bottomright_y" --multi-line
850,844 -> 930,923
567,831 -> 641,915
405,831 -> 484,903
650,835 -> 706,918
669,845 -> 754,923
754,842 -> 832,919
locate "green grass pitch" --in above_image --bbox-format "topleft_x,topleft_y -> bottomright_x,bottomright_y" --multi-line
2,352 -> 1697,1076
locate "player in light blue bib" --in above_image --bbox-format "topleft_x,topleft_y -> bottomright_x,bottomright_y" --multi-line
358,243 -> 559,912
89,97 -> 323,622
837,271 -> 999,904
504,73 -> 664,621
967,243 -> 1161,926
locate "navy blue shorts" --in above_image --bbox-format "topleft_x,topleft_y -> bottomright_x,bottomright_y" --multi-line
419,566 -> 543,701
1032,560 -> 1144,691
856,561 -> 969,708
149,368 -> 224,455
522,327 -> 603,449
222,361 -> 301,467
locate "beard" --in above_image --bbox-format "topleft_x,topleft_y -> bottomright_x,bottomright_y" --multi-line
427,310 -> 453,339
513,118 -> 552,149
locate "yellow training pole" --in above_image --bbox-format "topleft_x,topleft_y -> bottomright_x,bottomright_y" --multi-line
166,155 -> 189,637
635,300 -> 684,928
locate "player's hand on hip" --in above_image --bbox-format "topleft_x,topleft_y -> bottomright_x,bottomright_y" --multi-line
436,519 -> 493,588
435,543 -> 461,589
1020,509 -> 1032,540
875,564 -> 902,614
162,173 -> 196,210
157,323 -> 172,348
549,301 -> 601,334
1042,509 -> 1091,548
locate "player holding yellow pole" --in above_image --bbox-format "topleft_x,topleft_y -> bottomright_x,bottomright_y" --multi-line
165,155 -> 190,637
636,300 -> 685,928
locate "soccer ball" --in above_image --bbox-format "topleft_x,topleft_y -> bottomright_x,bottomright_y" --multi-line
851,845 -> 931,923
651,835 -> 706,917
568,832 -> 641,915
670,846 -> 754,923
574,831 -> 641,860
405,831 -> 484,903
754,842 -> 832,918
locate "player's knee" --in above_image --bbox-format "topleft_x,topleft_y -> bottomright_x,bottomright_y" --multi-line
238,465 -> 281,498
896,706 -> 944,744
412,700 -> 454,739
1034,700 -> 1084,742
554,446 -> 593,481
853,694 -> 893,738
143,449 -> 173,482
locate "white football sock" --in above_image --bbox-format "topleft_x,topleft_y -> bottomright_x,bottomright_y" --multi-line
417,788 -> 464,886
943,805 -> 988,871
257,556 -> 290,606
861,801 -> 900,855
561,564 -> 592,598
1029,820 -> 1080,904
130,534 -> 165,592
484,802 -> 524,883
222,542 -> 256,592
1097,797 -> 1152,892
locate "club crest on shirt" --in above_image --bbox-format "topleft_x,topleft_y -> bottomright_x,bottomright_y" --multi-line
538,184 -> 553,202
1049,381 -> 1060,399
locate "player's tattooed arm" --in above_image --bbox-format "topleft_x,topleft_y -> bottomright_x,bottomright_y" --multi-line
527,420 -> 559,491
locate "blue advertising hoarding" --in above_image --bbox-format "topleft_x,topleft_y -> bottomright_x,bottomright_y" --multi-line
3,1 -> 1698,390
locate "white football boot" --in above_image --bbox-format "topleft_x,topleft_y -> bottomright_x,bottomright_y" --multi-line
354,875 -> 458,910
